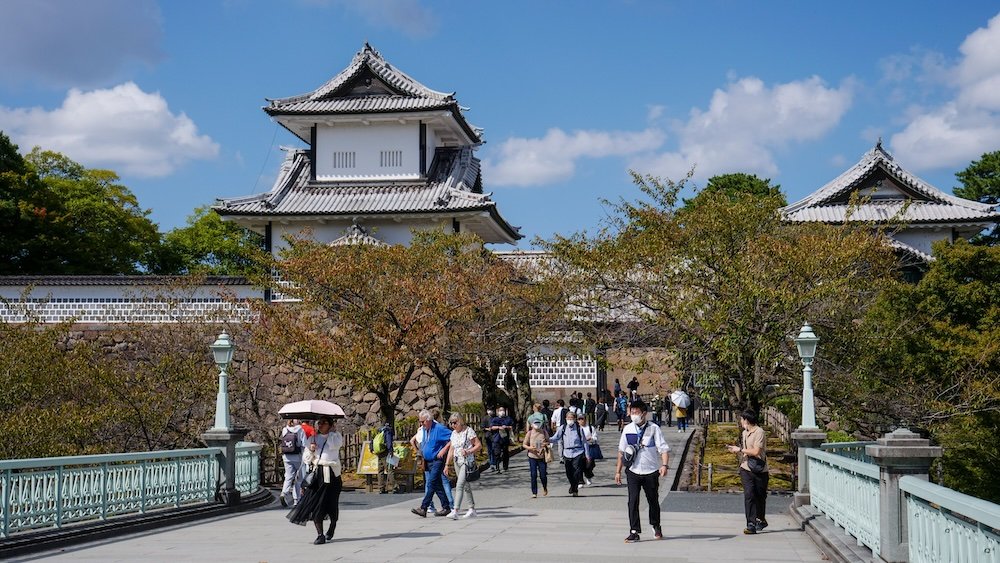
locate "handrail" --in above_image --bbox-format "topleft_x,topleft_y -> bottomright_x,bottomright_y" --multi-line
0,448 -> 221,471
806,447 -> 880,479
900,475 -> 1000,531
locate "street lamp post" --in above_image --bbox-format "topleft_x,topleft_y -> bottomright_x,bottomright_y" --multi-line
210,331 -> 234,431
790,322 -> 826,508
794,323 -> 820,429
202,330 -> 248,507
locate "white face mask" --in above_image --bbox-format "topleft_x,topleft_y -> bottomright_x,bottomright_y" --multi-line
498,410 -> 506,417
566,419 -> 576,426
630,414 -> 644,425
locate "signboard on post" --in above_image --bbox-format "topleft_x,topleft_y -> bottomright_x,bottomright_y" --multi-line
356,442 -> 380,475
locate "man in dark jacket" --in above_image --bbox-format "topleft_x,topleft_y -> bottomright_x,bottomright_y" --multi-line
489,407 -> 514,473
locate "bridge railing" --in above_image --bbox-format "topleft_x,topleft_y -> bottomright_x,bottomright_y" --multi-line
901,476 -> 1000,563
0,443 -> 262,539
819,441 -> 875,464
805,447 -> 882,557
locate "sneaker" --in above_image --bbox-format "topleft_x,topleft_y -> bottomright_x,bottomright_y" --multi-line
653,526 -> 663,539
434,508 -> 451,517
531,493 -> 537,498
755,519 -> 768,531
411,507 -> 427,518
743,523 -> 757,535
279,495 -> 288,508
542,488 -> 548,496
447,509 -> 459,520
571,491 -> 579,497
584,478 -> 593,486
625,532 -> 640,543
462,508 -> 477,519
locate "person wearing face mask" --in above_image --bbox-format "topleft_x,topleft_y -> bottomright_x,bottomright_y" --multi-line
481,408 -> 497,472
578,415 -> 598,486
489,407 -> 514,473
549,410 -> 591,496
522,418 -> 549,497
616,400 -> 670,543
526,402 -> 548,432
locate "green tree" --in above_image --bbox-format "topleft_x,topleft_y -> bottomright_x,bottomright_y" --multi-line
0,133 -> 62,274
546,171 -> 898,413
159,205 -> 264,275
683,172 -> 786,208
953,150 -> 1000,246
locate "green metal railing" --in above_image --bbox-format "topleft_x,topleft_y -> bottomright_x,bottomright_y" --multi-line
0,443 -> 262,539
901,476 -> 1000,563
819,441 -> 875,464
806,448 -> 881,556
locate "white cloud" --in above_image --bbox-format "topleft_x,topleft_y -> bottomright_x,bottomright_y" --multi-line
0,82 -> 219,177
482,128 -> 665,187
483,75 -> 852,188
0,0 -> 162,87
631,76 -> 854,182
891,11 -> 1000,169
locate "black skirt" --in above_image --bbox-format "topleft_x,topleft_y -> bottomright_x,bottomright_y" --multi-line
287,471 -> 342,525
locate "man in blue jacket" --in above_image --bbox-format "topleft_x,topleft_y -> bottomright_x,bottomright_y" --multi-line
411,410 -> 452,517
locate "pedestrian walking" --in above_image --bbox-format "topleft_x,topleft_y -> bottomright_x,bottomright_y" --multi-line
595,400 -> 608,431
481,408 -> 497,471
615,400 -> 670,543
615,392 -> 628,431
551,399 -> 566,432
279,419 -> 306,508
411,410 -> 453,518
613,378 -> 622,397
526,402 -> 548,432
287,416 -> 344,545
584,392 -> 597,425
445,413 -> 481,519
549,409 -> 591,497
627,376 -> 640,401
523,418 -> 549,497
579,415 -> 598,487
727,410 -> 769,534
675,403 -> 688,432
490,407 -> 514,473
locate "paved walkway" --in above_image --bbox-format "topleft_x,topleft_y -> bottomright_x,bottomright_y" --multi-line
17,425 -> 826,562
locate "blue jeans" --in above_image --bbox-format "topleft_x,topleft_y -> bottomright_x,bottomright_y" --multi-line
421,458 -> 450,511
528,457 -> 548,495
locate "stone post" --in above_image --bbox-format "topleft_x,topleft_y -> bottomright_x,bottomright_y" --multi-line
790,427 -> 827,507
202,427 -> 250,507
865,428 -> 941,563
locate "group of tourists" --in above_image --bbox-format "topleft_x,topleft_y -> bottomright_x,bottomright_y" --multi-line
280,396 -> 769,546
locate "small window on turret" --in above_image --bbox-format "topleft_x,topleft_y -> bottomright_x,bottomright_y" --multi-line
380,150 -> 403,168
332,151 -> 356,169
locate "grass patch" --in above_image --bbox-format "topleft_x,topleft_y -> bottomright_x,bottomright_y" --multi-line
699,422 -> 794,492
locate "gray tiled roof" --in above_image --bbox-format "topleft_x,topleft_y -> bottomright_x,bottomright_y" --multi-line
213,146 -> 521,240
783,143 -> 999,224
264,43 -> 481,142
0,276 -> 250,286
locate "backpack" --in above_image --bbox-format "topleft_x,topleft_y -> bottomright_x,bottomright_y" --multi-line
559,408 -> 568,425
371,429 -> 388,456
280,429 -> 301,455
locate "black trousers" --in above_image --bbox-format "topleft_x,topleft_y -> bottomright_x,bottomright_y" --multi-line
625,470 -> 660,533
564,454 -> 585,493
494,437 -> 510,470
739,468 -> 769,524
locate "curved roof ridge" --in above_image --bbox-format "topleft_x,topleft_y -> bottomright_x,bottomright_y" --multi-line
784,142 -> 998,214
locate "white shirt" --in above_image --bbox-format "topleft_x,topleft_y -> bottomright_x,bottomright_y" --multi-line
580,425 -> 597,444
550,407 -> 564,428
618,422 -> 670,475
450,427 -> 477,465
308,432 -> 343,465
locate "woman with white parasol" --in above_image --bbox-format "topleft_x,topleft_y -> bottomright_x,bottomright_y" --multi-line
281,400 -> 346,545
670,390 -> 691,433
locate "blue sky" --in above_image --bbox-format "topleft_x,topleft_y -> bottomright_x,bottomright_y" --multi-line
2,1 -> 1000,247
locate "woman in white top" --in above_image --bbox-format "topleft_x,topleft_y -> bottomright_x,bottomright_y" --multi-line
579,415 -> 598,486
287,416 -> 344,545
445,412 -> 482,519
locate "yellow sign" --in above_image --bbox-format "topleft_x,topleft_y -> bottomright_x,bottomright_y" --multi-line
357,442 -> 380,475
392,442 -> 417,472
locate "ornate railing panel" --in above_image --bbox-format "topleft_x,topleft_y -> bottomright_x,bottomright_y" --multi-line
806,448 -> 881,556
235,442 -> 261,493
819,441 -> 875,464
0,447 -> 260,538
902,476 -> 1000,563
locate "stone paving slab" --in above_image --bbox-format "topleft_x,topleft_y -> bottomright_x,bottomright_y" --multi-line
15,425 -> 828,563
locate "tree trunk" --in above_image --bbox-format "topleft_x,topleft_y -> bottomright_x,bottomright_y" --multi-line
512,357 -> 533,428
427,359 -> 453,419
